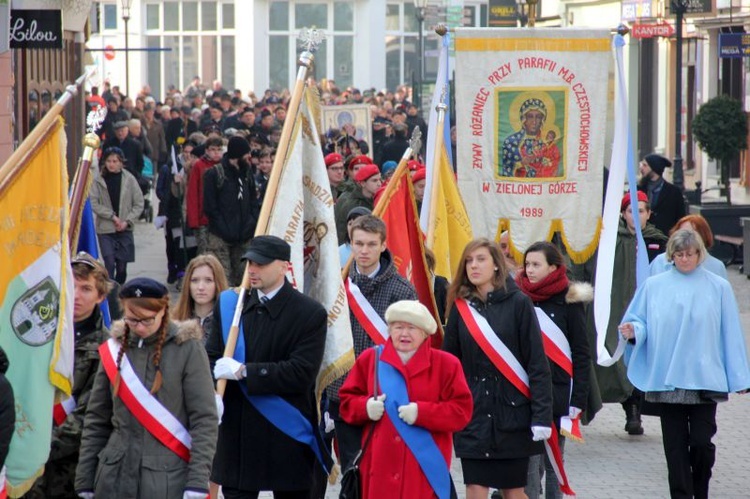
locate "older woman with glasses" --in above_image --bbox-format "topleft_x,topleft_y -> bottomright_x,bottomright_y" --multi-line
75,277 -> 218,499
619,229 -> 750,499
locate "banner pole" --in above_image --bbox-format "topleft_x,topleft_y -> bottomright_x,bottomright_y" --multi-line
425,100 -> 447,249
217,28 -> 325,397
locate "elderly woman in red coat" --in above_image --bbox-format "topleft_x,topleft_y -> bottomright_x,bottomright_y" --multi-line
340,300 -> 473,498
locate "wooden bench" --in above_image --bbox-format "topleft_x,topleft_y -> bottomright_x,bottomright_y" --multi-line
714,234 -> 744,268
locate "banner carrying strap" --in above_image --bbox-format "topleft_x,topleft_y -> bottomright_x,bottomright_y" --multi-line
99,338 -> 192,461
344,278 -> 388,345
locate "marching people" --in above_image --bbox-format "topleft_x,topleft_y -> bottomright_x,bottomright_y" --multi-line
339,300 -> 473,498
327,215 -> 417,471
75,277 -> 218,499
207,236 -> 331,498
595,191 -> 667,435
619,229 -> 750,499
26,253 -> 112,498
202,136 -> 260,286
172,254 -> 229,344
637,153 -> 686,236
650,214 -> 728,279
90,147 -> 145,284
186,136 -> 223,256
444,238 -> 552,499
515,242 -> 592,499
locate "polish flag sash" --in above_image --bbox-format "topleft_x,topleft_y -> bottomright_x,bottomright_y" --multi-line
99,338 -> 192,461
53,395 -> 77,426
534,308 -> 583,443
455,299 -> 575,496
0,466 -> 6,499
344,278 -> 388,345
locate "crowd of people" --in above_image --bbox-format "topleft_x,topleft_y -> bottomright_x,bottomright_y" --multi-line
1,76 -> 748,499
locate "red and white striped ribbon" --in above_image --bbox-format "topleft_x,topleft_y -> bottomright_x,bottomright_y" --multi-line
456,299 -> 575,496
53,395 -> 77,426
0,465 -> 6,499
345,278 -> 388,345
99,338 -> 192,461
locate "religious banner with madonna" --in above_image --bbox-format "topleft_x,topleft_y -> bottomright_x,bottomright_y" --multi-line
454,28 -> 610,263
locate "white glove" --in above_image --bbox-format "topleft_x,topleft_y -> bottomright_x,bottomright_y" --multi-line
324,411 -> 335,433
531,425 -> 552,441
78,493 -> 94,499
397,402 -> 418,425
569,406 -> 582,419
214,357 -> 244,380
366,394 -> 386,421
214,393 -> 224,425
182,491 -> 207,499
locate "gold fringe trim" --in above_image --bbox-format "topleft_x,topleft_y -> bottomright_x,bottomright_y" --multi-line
316,349 -> 355,405
7,465 -> 45,498
328,463 -> 341,484
560,428 -> 585,443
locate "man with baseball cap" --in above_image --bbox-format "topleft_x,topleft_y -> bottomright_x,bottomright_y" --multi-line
208,235 -> 331,499
333,163 -> 382,243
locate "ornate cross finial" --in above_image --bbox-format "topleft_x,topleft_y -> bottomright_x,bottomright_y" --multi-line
298,27 -> 326,54
86,106 -> 107,135
409,126 -> 422,157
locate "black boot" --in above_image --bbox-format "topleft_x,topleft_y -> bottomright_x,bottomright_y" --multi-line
623,401 -> 644,435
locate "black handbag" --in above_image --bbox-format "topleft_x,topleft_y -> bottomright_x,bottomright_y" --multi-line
339,346 -> 381,499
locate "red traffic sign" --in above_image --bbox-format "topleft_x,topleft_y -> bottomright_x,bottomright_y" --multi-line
104,45 -> 115,60
631,23 -> 675,39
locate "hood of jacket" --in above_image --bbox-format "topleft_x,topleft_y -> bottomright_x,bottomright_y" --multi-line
109,319 -> 204,346
565,281 -> 594,304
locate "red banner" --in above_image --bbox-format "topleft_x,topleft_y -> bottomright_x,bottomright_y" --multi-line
376,170 -> 444,346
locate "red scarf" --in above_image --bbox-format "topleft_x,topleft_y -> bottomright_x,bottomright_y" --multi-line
515,265 -> 569,302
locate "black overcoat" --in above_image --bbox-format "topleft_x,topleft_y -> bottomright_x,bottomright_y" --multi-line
206,280 -> 328,491
443,278 -> 552,460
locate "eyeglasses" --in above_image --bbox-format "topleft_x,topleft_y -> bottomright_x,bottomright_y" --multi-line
124,316 -> 159,328
673,251 -> 698,260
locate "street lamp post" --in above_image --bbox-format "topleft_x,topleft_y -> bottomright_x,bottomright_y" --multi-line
413,0 -> 428,112
121,0 -> 133,97
671,0 -> 687,191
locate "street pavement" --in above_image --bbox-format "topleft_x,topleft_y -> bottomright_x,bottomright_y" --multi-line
128,219 -> 750,499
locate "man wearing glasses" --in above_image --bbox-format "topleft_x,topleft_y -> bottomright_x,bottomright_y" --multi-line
324,153 -> 346,202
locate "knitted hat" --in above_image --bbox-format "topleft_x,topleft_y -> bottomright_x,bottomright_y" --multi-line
385,300 -> 437,335
227,136 -> 251,159
621,190 -> 649,212
644,153 -> 672,176
381,160 -> 398,177
354,164 -> 380,182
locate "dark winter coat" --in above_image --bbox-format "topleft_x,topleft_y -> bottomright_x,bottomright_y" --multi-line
529,283 -> 592,419
327,250 -> 416,403
103,135 -> 145,178
202,157 -> 260,244
380,136 -> 410,165
0,347 -> 14,469
206,281 -> 328,491
339,340 -> 473,499
443,278 -> 552,459
639,178 -> 686,236
75,320 -> 218,498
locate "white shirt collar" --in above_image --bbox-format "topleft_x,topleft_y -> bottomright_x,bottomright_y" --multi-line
355,262 -> 381,279
258,282 -> 284,302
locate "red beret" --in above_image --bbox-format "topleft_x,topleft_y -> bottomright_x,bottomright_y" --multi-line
407,160 -> 424,171
412,168 -> 426,183
324,153 -> 343,167
621,191 -> 649,211
354,163 -> 381,182
348,155 -> 372,170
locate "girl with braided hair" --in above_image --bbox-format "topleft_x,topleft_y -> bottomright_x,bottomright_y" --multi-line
75,277 -> 218,499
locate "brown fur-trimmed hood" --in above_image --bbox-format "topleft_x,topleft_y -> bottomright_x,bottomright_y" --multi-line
565,282 -> 593,304
109,319 -> 204,344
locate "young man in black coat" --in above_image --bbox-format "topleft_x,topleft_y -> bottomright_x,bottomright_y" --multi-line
638,153 -> 686,236
209,236 -> 330,499
203,136 -> 260,286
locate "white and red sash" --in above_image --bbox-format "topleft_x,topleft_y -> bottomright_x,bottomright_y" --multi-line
455,299 -> 575,496
534,308 -> 583,442
53,396 -> 77,426
344,278 -> 388,345
0,465 -> 6,499
99,338 -> 192,461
